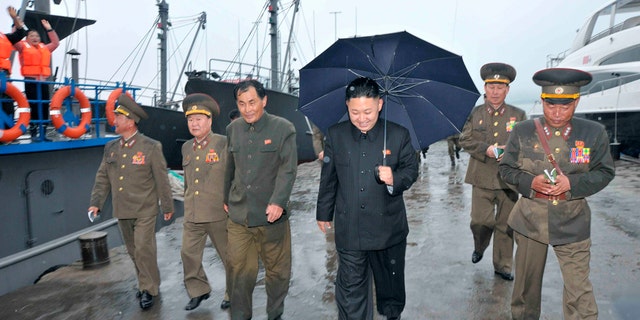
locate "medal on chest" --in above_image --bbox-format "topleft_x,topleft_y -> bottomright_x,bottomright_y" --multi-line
506,117 -> 516,132
206,148 -> 219,163
570,140 -> 590,164
132,151 -> 146,165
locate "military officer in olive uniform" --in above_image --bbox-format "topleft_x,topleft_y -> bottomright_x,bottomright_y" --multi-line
223,79 -> 297,320
459,62 -> 526,281
499,68 -> 615,320
180,93 -> 231,311
88,94 -> 174,310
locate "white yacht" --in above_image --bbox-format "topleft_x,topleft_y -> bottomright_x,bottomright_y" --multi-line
534,0 -> 640,157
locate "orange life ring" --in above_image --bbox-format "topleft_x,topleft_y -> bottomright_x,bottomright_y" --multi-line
0,82 -> 30,143
105,88 -> 133,127
49,85 -> 92,139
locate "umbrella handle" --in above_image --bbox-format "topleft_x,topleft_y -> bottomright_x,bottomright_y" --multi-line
374,165 -> 385,184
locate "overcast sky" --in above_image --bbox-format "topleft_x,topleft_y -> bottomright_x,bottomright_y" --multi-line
2,0 -> 606,111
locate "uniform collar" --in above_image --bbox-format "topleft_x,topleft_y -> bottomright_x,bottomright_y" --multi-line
193,132 -> 213,150
485,102 -> 506,116
120,131 -> 139,148
541,119 -> 572,141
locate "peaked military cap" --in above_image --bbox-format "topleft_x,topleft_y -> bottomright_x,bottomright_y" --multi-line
183,93 -> 220,118
533,68 -> 592,105
115,94 -> 148,123
480,62 -> 516,84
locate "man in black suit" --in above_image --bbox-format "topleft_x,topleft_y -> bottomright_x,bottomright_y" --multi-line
316,77 -> 419,320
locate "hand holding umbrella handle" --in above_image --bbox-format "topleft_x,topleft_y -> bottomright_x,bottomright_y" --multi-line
374,165 -> 384,184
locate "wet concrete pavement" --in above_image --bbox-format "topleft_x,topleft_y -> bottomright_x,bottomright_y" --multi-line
1,140 -> 639,320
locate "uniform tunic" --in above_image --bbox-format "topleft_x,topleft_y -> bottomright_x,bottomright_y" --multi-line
499,117 -> 615,245
182,132 -> 228,223
460,102 -> 526,189
89,132 -> 174,295
181,131 -> 230,299
224,111 -> 297,226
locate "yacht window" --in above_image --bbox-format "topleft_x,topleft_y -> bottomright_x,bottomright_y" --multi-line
600,45 -> 640,65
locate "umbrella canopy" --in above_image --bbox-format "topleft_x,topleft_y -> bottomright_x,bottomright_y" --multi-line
298,31 -> 480,150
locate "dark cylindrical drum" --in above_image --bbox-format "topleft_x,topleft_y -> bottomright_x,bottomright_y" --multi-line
78,231 -> 110,269
610,142 -> 621,161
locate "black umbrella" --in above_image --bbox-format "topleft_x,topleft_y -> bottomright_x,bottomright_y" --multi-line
298,31 -> 480,150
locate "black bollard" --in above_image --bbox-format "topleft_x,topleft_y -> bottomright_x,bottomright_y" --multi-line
78,231 -> 110,269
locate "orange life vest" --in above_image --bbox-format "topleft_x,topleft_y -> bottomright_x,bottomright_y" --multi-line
19,40 -> 51,78
0,33 -> 12,72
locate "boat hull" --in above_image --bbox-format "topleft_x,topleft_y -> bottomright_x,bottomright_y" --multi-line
0,141 -> 185,296
185,78 -> 316,163
138,105 -> 191,170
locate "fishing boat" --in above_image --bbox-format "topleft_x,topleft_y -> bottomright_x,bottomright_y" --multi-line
183,0 -> 317,162
0,0 -> 318,297
0,0 -> 191,296
540,0 -> 640,158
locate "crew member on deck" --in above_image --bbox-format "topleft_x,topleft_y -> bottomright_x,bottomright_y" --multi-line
1,6 -> 27,127
13,19 -> 59,139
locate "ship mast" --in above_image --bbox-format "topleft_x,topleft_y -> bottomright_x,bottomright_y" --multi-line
269,0 -> 279,90
158,0 -> 169,108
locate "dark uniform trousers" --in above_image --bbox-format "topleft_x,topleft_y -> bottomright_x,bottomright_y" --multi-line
181,220 -> 230,299
337,239 -> 406,320
470,186 -> 518,273
118,216 -> 161,296
512,232 -> 597,320
227,219 -> 292,320
447,134 -> 461,162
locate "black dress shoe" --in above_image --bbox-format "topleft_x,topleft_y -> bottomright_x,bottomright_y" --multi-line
494,270 -> 514,281
140,290 -> 154,310
388,316 -> 401,320
136,290 -> 142,299
220,299 -> 231,310
185,292 -> 210,310
471,251 -> 483,264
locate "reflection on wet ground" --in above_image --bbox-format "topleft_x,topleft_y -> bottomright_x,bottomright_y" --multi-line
0,141 -> 638,319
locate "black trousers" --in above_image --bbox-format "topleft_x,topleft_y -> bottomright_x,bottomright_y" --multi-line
336,239 -> 406,320
24,78 -> 50,123
1,92 -> 13,129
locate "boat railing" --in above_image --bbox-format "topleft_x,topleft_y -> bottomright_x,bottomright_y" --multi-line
1,75 -> 141,153
588,22 -> 626,46
581,72 -> 640,96
203,58 -> 291,92
546,50 -> 570,68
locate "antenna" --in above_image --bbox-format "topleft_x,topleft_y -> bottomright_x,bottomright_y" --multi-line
330,11 -> 341,40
